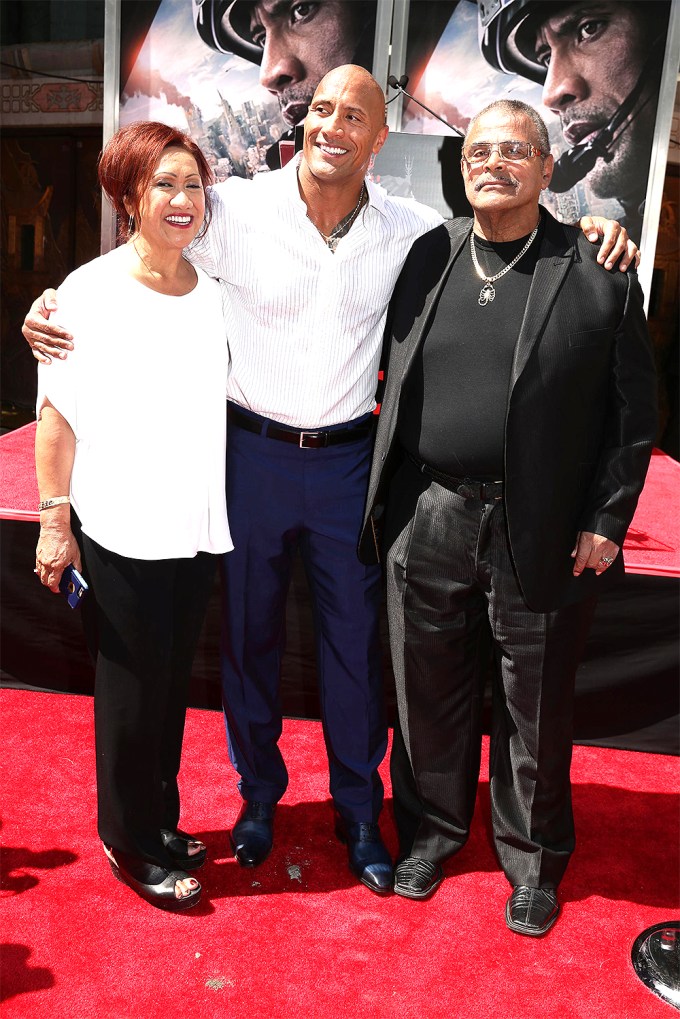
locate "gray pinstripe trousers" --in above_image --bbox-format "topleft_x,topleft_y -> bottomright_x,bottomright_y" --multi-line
385,456 -> 595,888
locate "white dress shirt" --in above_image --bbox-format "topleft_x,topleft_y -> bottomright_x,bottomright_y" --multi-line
188,155 -> 443,428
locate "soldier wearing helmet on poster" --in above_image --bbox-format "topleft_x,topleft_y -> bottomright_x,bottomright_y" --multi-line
478,0 -> 671,241
193,0 -> 459,167
193,0 -> 378,164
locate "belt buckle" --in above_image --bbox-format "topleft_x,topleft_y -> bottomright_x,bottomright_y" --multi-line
480,481 -> 503,501
299,430 -> 324,448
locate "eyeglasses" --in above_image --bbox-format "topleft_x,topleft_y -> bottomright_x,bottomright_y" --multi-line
462,141 -> 546,164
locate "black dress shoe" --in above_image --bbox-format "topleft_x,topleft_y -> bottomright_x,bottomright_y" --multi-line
393,857 -> 443,900
230,801 -> 276,868
506,886 -> 560,936
334,814 -> 393,895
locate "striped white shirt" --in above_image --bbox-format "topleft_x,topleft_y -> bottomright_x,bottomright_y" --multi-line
188,154 -> 443,428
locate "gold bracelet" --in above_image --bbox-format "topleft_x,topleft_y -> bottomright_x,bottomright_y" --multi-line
38,496 -> 71,512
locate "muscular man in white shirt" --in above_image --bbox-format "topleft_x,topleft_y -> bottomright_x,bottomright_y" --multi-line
22,64 -> 637,896
193,65 -> 441,894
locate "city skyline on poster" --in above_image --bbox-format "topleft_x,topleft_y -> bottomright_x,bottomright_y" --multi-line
120,0 -> 286,179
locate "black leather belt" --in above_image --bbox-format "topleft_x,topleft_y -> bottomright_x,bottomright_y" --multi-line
408,453 -> 503,502
228,404 -> 374,449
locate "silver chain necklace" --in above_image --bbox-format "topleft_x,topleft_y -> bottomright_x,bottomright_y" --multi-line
470,225 -> 538,306
316,183 -> 366,253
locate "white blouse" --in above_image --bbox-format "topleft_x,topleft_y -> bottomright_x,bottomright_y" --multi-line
37,245 -> 232,560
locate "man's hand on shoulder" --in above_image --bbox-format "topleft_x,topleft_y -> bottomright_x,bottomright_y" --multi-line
579,216 -> 639,272
22,289 -> 73,365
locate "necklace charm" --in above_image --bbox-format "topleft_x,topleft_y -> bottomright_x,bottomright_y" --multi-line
470,224 -> 538,307
314,182 -> 366,251
478,282 -> 495,306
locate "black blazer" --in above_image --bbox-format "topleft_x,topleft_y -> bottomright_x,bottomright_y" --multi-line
359,212 -> 657,612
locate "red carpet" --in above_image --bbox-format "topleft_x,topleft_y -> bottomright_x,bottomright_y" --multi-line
2,422 -> 678,574
1,688 -> 678,1019
624,449 -> 680,576
0,423 -> 40,523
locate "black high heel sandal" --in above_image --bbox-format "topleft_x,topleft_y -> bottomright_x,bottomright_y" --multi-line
160,829 -> 207,871
103,845 -> 201,912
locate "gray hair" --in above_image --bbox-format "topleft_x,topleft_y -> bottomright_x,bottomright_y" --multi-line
464,99 -> 550,155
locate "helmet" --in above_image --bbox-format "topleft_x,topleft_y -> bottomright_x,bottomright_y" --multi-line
192,0 -> 377,69
479,1 -> 670,86
478,0 -> 563,85
192,0 -> 263,63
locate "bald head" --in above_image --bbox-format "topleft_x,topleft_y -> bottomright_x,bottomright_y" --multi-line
300,62 -> 389,192
313,64 -> 387,127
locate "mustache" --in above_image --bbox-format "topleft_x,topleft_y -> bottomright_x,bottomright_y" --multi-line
559,101 -> 608,128
278,84 -> 315,110
474,174 -> 519,191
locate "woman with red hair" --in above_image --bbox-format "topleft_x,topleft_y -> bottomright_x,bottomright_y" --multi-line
34,122 -> 232,911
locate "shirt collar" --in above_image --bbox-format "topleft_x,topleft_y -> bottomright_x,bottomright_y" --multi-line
281,151 -> 388,218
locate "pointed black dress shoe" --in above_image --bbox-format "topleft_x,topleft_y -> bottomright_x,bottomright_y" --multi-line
230,801 -> 276,868
334,814 -> 393,895
506,885 -> 560,936
393,857 -> 443,900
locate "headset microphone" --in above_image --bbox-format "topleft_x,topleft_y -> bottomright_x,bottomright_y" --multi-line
549,44 -> 660,194
548,133 -> 612,194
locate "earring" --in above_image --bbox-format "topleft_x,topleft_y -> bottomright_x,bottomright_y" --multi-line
128,214 -> 135,235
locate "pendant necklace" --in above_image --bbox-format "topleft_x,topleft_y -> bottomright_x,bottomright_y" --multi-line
315,183 -> 366,253
470,225 -> 538,307
132,239 -> 161,283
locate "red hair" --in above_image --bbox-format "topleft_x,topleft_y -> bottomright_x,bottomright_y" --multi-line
98,121 -> 214,242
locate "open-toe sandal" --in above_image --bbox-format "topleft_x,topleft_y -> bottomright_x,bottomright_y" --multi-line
103,845 -> 201,912
160,828 -> 207,871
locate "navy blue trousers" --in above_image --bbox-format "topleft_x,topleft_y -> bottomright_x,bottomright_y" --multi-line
220,406 -> 386,822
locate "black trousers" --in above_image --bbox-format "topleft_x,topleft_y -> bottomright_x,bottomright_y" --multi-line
79,530 -> 217,867
385,457 -> 595,889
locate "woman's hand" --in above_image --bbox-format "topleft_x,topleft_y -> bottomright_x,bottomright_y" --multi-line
35,401 -> 78,592
35,521 -> 81,593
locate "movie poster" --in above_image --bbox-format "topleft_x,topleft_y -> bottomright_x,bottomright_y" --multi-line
117,0 -> 463,215
117,1 -> 676,239
119,0 -> 378,178
396,0 -> 674,242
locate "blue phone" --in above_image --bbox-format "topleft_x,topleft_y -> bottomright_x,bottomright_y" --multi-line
59,564 -> 89,609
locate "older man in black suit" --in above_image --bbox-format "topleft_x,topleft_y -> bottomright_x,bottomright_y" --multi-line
360,99 -> 657,935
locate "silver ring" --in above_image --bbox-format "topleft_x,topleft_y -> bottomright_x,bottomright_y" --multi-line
598,555 -> 614,566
